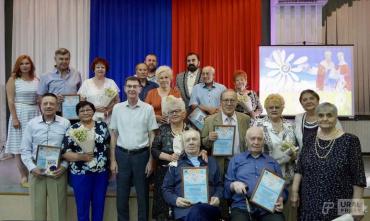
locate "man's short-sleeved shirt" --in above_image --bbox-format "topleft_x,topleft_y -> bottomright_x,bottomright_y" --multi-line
37,68 -> 82,95
189,82 -> 226,108
109,99 -> 158,149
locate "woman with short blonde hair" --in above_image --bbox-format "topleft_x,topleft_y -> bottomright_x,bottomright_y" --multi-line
145,66 -> 181,124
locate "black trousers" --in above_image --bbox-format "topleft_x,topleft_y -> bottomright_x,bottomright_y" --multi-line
116,147 -> 149,221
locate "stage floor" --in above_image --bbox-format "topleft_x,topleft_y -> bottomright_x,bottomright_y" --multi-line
0,157 -> 117,195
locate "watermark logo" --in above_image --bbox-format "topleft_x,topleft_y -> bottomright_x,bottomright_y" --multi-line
322,202 -> 335,215
338,199 -> 367,216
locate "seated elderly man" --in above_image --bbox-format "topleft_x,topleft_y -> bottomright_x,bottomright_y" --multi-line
224,127 -> 288,221
162,129 -> 223,221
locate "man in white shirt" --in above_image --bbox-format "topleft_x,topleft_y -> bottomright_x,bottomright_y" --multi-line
109,76 -> 158,221
176,52 -> 202,110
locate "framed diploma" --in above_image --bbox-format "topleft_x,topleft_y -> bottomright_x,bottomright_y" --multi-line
250,168 -> 286,213
62,94 -> 80,120
181,167 -> 209,204
212,125 -> 236,156
188,107 -> 207,130
35,145 -> 62,176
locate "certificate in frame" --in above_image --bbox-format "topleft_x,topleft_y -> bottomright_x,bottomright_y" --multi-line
212,125 -> 236,156
181,166 -> 209,204
35,145 -> 62,176
250,168 -> 286,213
188,107 -> 207,130
62,94 -> 80,120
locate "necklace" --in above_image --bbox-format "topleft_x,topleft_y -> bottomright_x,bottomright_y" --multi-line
314,137 -> 336,159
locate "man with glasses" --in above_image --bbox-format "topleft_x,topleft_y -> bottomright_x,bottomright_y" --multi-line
201,89 -> 250,219
109,76 -> 158,221
201,89 -> 250,175
189,66 -> 226,115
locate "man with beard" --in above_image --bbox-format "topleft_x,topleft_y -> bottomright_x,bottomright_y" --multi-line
134,63 -> 159,101
176,52 -> 203,109
144,53 -> 158,83
189,66 -> 226,115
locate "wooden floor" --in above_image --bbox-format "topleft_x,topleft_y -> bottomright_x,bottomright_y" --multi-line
2,157 -> 370,221
0,157 -> 151,221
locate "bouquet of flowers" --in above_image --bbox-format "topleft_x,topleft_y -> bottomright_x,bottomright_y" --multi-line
99,87 -> 118,107
169,135 -> 184,167
68,127 -> 95,153
280,141 -> 299,157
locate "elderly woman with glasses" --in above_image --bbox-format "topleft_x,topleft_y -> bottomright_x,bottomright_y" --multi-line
62,101 -> 110,221
253,94 -> 298,221
252,94 -> 298,183
291,102 -> 366,221
151,96 -> 207,220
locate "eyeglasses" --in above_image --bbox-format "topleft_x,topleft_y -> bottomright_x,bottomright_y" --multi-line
267,106 -> 281,110
169,109 -> 183,115
222,99 -> 236,104
79,108 -> 93,113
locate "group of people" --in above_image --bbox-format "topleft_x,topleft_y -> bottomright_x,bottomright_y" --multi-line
4,48 -> 366,221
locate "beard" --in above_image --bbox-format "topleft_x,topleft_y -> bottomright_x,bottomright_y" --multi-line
187,64 -> 198,72
148,64 -> 156,73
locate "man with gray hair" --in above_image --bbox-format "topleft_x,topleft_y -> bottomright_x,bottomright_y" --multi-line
189,66 -> 226,115
37,48 -> 82,106
162,129 -> 223,221
224,127 -> 287,221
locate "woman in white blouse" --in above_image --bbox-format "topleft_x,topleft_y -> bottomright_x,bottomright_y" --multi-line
78,57 -> 120,124
252,94 -> 297,183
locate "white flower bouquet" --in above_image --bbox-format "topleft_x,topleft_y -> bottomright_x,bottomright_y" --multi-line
68,127 -> 95,153
280,141 -> 299,156
101,87 -> 118,107
169,135 -> 184,167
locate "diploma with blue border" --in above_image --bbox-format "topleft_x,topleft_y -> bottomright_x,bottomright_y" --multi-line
182,167 -> 209,204
36,145 -> 61,176
62,94 -> 80,120
213,125 -> 235,156
250,168 -> 285,213
188,107 -> 207,130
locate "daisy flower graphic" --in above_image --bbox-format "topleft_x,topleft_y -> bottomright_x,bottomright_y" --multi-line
264,50 -> 308,84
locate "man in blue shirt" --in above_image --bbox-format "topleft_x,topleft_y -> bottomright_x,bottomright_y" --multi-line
37,48 -> 82,105
162,129 -> 223,221
224,127 -> 287,221
189,66 -> 226,115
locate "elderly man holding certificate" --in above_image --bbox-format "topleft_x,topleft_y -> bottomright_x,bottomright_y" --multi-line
201,89 -> 250,174
162,129 -> 223,221
20,93 -> 71,221
224,127 -> 288,221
